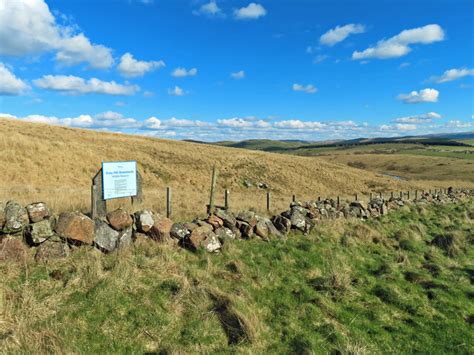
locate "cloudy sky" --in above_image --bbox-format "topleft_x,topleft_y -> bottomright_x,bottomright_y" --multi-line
0,0 -> 473,141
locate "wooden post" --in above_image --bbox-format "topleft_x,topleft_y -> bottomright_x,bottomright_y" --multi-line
337,196 -> 340,207
208,165 -> 218,215
391,192 -> 394,199
355,193 -> 358,201
292,194 -> 296,203
266,192 -> 271,212
131,171 -> 143,206
370,192 -> 373,201
224,189 -> 230,210
91,169 -> 107,219
166,187 -> 172,218
407,191 -> 410,200
429,189 -> 431,194
415,190 -> 418,199
379,192 -> 382,198
400,191 -> 403,199
318,196 -> 321,202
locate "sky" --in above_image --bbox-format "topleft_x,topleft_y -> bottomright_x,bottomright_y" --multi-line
0,0 -> 473,141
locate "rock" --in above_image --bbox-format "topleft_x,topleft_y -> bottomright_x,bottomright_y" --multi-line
170,223 -> 190,241
201,232 -> 222,253
0,237 -> 28,262
94,220 -> 120,252
215,227 -> 235,242
255,220 -> 269,240
237,210 -> 257,227
258,182 -> 269,189
184,222 -> 199,232
289,211 -> 306,232
265,219 -> 282,237
350,200 -> 367,211
0,201 -> 5,230
34,238 -> 69,262
186,225 -> 213,250
26,202 -> 51,223
134,210 -> 154,233
26,218 -> 55,244
55,212 -> 94,245
3,201 -> 29,234
237,220 -> 254,239
117,227 -> 133,249
243,179 -> 252,188
148,215 -> 173,241
272,215 -> 291,234
214,209 -> 237,229
207,215 -> 224,230
107,209 -> 133,231
381,204 -> 388,215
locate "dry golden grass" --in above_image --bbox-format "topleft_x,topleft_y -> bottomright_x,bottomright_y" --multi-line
0,117 -> 454,219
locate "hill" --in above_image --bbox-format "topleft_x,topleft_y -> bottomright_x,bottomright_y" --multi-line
0,118 -> 419,219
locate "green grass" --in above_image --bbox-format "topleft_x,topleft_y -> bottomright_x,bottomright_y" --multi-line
2,200 -> 474,353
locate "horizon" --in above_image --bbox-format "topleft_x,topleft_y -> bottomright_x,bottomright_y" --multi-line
0,0 -> 473,141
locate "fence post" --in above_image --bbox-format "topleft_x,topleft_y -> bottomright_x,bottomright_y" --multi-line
400,191 -> 403,199
391,192 -> 394,199
208,165 -> 218,215
407,191 -> 410,200
415,190 -> 418,199
166,187 -> 172,218
379,192 -> 382,198
355,193 -> 358,201
337,196 -> 340,207
266,192 -> 271,212
292,194 -> 296,203
224,189 -> 230,210
369,192 -> 373,201
318,196 -> 321,202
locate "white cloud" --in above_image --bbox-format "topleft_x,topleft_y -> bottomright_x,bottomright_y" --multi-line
313,54 -> 328,64
165,117 -> 207,127
193,1 -> 223,17
168,86 -> 186,96
393,112 -> 442,123
234,3 -> 266,20
0,0 -> 113,69
320,24 -> 366,46
33,75 -> 139,96
217,117 -> 271,128
231,70 -> 245,79
143,116 -> 162,129
397,88 -> 439,104
352,24 -> 444,60
445,120 -> 472,129
118,53 -> 165,78
171,67 -> 198,77
274,120 -> 326,129
430,68 -> 474,83
143,91 -> 154,97
380,123 -> 417,131
292,83 -> 317,94
0,63 -> 29,95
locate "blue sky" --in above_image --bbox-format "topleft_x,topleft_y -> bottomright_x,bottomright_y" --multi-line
0,0 -> 473,141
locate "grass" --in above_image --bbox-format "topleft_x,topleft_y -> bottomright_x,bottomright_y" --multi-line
2,200 -> 473,353
0,117 -> 417,220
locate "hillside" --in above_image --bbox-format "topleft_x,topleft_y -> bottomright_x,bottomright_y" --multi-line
2,200 -> 473,353
0,117 -> 422,218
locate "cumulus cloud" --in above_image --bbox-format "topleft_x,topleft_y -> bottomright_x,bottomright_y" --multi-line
380,123 -> 417,131
217,117 -> 271,128
193,1 -> 224,17
118,53 -> 165,78
445,120 -> 472,129
274,120 -> 326,129
292,83 -> 317,94
352,24 -> 444,60
393,112 -> 442,123
171,67 -> 198,77
0,63 -> 29,95
320,24 -> 366,46
397,88 -> 439,104
234,3 -> 266,20
33,75 -> 139,96
168,86 -> 186,96
430,68 -> 474,83
0,0 -> 113,69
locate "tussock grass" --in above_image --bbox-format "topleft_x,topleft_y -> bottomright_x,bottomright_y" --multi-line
1,199 -> 473,353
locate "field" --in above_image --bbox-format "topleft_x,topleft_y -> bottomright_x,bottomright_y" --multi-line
2,200 -> 473,353
0,117 -> 431,219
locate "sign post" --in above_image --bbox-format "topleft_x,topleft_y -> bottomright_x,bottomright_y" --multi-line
91,161 -> 141,219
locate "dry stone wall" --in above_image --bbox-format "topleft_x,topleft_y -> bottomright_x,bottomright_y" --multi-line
1,188 -> 473,262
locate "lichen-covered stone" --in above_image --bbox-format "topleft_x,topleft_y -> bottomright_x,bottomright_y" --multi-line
55,212 -> 94,244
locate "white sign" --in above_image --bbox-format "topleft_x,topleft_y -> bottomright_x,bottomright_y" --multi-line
102,161 -> 137,200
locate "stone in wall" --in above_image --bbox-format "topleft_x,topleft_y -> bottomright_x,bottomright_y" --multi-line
55,212 -> 94,245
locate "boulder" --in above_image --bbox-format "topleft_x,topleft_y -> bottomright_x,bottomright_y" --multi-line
214,209 -> 237,229
255,220 -> 269,241
0,237 -> 28,262
26,218 -> 55,244
215,227 -> 235,242
94,220 -> 120,252
272,215 -> 291,234
207,215 -> 224,230
55,212 -> 94,244
236,210 -> 258,227
134,210 -> 154,233
201,232 -> 222,253
289,211 -> 306,232
3,201 -> 29,234
237,220 -> 253,239
117,227 -> 133,249
185,225 -> 213,250
148,215 -> 173,241
26,202 -> 51,223
265,219 -> 282,237
350,200 -> 367,211
34,238 -> 69,262
106,209 -> 133,231
381,204 -> 388,215
0,201 -> 5,230
170,223 -> 190,241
